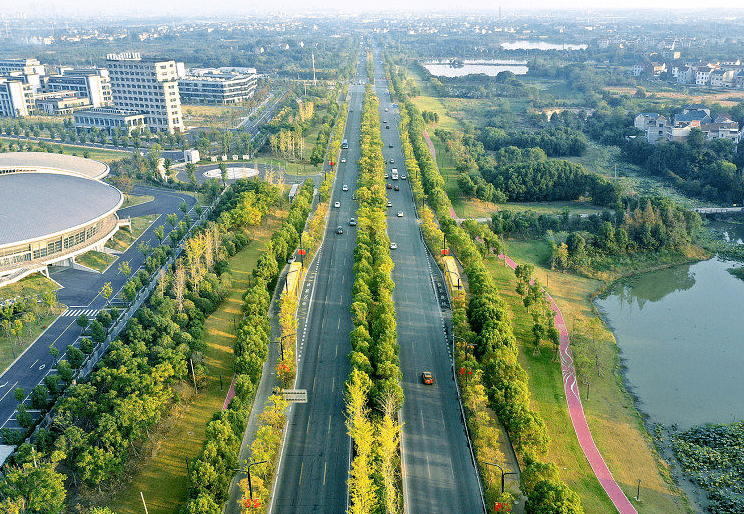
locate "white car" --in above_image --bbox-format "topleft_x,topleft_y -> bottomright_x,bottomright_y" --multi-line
341,157 -> 347,163
334,201 -> 341,208
390,242 -> 398,250
397,211 -> 404,217
387,201 -> 393,207
343,184 -> 349,191
401,175 -> 407,180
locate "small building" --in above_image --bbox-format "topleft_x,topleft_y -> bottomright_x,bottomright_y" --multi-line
73,107 -> 146,134
695,66 -> 715,86
44,67 -> 112,108
634,113 -> 668,144
701,117 -> 740,144
710,69 -> 736,88
178,68 -> 258,105
184,149 -> 200,163
34,91 -> 91,115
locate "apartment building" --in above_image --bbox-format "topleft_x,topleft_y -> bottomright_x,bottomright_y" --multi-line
178,68 -> 258,104
0,78 -> 34,117
106,52 -> 183,133
45,67 -> 112,108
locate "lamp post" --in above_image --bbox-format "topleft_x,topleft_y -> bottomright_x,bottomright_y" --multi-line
271,333 -> 292,361
636,479 -> 641,501
234,459 -> 268,501
482,461 -> 518,494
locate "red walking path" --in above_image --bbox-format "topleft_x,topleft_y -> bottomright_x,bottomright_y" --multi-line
500,254 -> 638,514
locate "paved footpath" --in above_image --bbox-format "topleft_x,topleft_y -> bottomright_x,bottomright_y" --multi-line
500,254 -> 638,514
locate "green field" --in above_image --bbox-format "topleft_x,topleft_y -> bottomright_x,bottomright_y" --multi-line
106,214 -> 159,253
121,194 -> 154,209
0,137 -> 128,163
0,310 -> 63,376
0,274 -> 60,303
489,241 -> 688,513
110,214 -> 284,514
75,250 -> 117,273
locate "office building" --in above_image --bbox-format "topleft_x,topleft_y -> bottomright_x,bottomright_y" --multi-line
74,107 -> 146,135
106,52 -> 183,133
45,67 -> 112,108
179,68 -> 258,104
0,78 -> 34,117
34,91 -> 91,115
0,58 -> 46,92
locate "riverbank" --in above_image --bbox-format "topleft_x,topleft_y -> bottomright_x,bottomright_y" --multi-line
495,239 -> 691,514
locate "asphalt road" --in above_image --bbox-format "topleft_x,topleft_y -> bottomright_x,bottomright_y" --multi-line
373,55 -> 485,512
0,186 -> 196,433
270,64 -> 367,513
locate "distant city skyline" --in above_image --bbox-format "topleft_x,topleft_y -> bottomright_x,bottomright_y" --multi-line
2,0 -> 744,18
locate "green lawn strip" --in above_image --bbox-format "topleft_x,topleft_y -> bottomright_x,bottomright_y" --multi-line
121,194 -> 154,209
254,156 -> 321,176
0,274 -> 60,303
106,214 -> 159,253
0,137 -> 128,163
493,240 -> 687,514
110,218 -> 281,514
0,309 -> 63,375
75,250 -> 118,273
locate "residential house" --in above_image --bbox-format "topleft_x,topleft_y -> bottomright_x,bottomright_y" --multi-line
701,117 -> 740,144
696,66 -> 715,86
710,69 -> 736,88
634,113 -> 668,144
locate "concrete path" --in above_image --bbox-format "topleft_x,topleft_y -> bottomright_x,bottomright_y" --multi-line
499,254 -> 637,514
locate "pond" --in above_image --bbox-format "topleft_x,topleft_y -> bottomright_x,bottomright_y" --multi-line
423,59 -> 528,78
595,256 -> 744,429
501,41 -> 587,51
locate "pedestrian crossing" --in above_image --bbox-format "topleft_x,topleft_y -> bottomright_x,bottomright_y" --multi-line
63,308 -> 100,318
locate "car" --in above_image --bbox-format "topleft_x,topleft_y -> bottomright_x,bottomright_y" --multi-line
386,183 -> 392,189
352,193 -> 357,200
334,201 -> 341,208
390,242 -> 398,250
401,174 -> 407,180
422,372 -> 434,385
386,125 -> 390,129
336,226 -> 343,234
389,143 -> 393,148
387,201 -> 393,207
397,211 -> 404,217
343,184 -> 349,191
383,120 -> 387,124
385,107 -> 389,112
349,218 -> 357,226
341,157 -> 347,163
287,255 -> 296,264
394,185 -> 400,191
389,159 -> 395,164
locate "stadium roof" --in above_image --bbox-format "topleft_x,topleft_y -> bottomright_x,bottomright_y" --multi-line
0,173 -> 122,246
0,152 -> 110,180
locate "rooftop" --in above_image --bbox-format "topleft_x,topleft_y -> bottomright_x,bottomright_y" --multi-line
0,173 -> 122,247
0,152 -> 109,180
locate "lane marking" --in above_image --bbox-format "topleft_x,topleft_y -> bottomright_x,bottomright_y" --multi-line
0,381 -> 18,402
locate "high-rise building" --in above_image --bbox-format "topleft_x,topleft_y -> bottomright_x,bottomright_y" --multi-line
179,68 -> 258,105
0,78 -> 34,117
0,58 -> 46,92
45,68 -> 112,108
106,52 -> 183,134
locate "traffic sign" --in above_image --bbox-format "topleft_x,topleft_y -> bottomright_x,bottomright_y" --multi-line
280,389 -> 308,403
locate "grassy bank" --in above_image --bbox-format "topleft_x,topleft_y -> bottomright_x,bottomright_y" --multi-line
121,194 -> 154,209
492,240 -> 689,513
109,213 -> 283,514
76,250 -> 117,273
0,274 -> 60,302
0,136 -> 128,163
105,214 -> 159,253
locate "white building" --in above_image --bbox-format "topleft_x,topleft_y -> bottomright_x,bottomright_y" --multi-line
184,149 -> 200,163
106,52 -> 183,134
634,113 -> 668,144
695,66 -> 715,86
0,78 -> 34,117
178,68 -> 258,104
45,67 -> 112,108
709,69 -> 736,88
0,58 -> 46,93
74,107 -> 146,135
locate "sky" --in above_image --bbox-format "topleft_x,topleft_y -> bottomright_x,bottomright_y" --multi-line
2,0 -> 744,18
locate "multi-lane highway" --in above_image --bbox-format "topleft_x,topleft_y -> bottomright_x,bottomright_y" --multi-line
0,186 -> 196,432
373,54 -> 485,513
270,63 -> 367,513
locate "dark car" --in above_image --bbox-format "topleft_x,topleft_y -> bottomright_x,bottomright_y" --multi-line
386,183 -> 393,189
336,226 -> 343,234
394,185 -> 400,191
349,218 -> 357,226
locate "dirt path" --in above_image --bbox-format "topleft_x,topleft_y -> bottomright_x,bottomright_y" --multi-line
500,253 -> 638,514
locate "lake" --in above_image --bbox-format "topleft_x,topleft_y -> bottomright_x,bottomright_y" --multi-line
595,256 -> 744,429
501,41 -> 587,51
423,60 -> 528,78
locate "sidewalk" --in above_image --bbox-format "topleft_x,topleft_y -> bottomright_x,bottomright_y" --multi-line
499,254 -> 637,514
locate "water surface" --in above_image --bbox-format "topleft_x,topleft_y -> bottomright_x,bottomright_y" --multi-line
501,41 -> 587,51
423,59 -> 528,77
595,258 -> 744,429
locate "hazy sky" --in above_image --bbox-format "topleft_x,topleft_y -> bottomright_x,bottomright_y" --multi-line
3,0 -> 744,18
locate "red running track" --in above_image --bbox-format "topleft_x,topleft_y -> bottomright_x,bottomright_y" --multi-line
500,254 -> 637,514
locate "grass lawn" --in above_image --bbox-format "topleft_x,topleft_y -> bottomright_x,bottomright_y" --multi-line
0,274 -> 60,303
121,194 -> 154,209
110,214 -> 284,514
0,137 -> 128,163
106,214 -> 159,253
255,156 -> 322,176
182,104 -> 247,130
0,309 -> 63,375
75,251 -> 118,273
488,240 -> 687,514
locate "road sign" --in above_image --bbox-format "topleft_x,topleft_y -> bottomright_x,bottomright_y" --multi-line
280,389 -> 308,403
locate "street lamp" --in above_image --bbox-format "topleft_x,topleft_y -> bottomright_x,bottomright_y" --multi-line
234,459 -> 268,501
271,333 -> 293,361
481,461 -> 518,494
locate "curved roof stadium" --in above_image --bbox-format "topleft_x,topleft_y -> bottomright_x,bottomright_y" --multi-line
0,153 -> 122,285
0,152 -> 110,180
0,174 -> 122,246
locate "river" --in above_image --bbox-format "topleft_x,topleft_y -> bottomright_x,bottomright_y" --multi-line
595,253 -> 744,429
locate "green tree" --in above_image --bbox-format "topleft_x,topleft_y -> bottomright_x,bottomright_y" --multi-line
525,479 -> 584,514
118,260 -> 132,277
66,346 -> 85,369
219,162 -> 228,187
76,314 -> 89,330
13,388 -> 25,403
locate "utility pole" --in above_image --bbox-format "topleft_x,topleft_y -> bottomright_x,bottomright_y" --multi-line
312,53 -> 317,86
